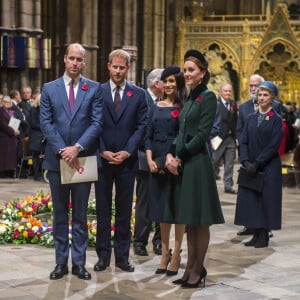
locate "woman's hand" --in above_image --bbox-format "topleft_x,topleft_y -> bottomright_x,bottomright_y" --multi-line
166,154 -> 180,175
148,158 -> 159,173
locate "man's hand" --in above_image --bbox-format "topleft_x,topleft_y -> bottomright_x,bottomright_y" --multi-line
60,146 -> 79,168
101,150 -> 129,165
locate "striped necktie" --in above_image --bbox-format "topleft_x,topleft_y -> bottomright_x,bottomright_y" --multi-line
114,86 -> 121,112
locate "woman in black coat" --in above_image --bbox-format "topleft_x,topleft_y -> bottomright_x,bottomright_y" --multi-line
0,96 -> 20,177
234,81 -> 283,248
28,95 -> 45,180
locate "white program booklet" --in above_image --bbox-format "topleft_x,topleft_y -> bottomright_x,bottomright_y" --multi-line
8,117 -> 21,131
60,156 -> 98,184
210,135 -> 223,151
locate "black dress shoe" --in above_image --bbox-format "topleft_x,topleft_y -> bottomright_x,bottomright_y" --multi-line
133,244 -> 148,256
72,265 -> 91,280
94,257 -> 110,271
49,264 -> 68,280
115,260 -> 135,272
237,227 -> 255,236
153,243 -> 162,255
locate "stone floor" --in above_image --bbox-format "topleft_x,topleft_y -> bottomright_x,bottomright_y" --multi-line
0,166 -> 300,300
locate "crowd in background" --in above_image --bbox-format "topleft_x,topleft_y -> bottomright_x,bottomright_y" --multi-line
0,87 -> 45,180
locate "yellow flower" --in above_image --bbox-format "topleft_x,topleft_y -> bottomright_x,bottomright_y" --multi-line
23,231 -> 28,238
0,224 -> 7,234
18,225 -> 24,232
26,222 -> 32,229
17,212 -> 23,218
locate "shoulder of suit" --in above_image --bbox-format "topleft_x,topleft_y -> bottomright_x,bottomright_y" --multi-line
126,82 -> 145,93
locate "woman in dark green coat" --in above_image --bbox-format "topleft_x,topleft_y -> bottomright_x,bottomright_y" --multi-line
165,49 -> 225,288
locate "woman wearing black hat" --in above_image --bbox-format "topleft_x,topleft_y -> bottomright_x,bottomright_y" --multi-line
145,65 -> 186,276
234,81 -> 283,248
165,50 -> 224,288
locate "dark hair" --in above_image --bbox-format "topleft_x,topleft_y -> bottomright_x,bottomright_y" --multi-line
162,71 -> 186,109
185,56 -> 211,85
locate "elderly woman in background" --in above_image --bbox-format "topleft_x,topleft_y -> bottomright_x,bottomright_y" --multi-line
235,81 -> 283,248
0,96 -> 20,178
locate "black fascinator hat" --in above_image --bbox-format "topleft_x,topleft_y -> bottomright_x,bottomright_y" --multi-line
161,65 -> 181,81
184,49 -> 208,68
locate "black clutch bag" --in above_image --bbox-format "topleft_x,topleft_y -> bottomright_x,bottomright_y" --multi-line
237,166 -> 265,193
154,156 -> 166,171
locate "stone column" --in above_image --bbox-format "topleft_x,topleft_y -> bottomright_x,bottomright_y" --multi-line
81,0 -> 99,80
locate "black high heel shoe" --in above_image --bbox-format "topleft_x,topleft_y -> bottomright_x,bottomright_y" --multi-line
166,249 -> 182,276
181,267 -> 207,288
155,249 -> 172,274
172,278 -> 188,285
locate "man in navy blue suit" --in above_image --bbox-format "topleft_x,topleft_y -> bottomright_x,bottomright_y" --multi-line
94,49 -> 148,272
40,43 -> 103,280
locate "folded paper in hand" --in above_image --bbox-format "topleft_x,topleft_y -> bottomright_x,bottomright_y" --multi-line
8,117 -> 21,131
210,135 -> 223,151
60,156 -> 98,184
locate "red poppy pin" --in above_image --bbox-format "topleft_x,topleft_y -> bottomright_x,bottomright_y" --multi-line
126,90 -> 133,97
171,109 -> 180,119
265,111 -> 274,121
195,96 -> 202,102
81,83 -> 88,91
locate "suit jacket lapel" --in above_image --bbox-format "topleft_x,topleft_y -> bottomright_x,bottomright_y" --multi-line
115,84 -> 131,120
57,77 -> 72,119
71,77 -> 87,118
102,82 -> 116,121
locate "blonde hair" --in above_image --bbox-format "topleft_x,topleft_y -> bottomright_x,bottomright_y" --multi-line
108,49 -> 131,65
32,94 -> 41,107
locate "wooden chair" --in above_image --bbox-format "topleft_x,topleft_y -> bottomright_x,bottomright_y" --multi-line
18,137 -> 33,179
281,144 -> 300,188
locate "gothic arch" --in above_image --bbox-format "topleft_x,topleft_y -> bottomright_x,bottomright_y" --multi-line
251,38 -> 300,101
201,41 -> 240,99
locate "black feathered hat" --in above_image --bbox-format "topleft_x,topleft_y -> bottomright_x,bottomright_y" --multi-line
184,49 -> 208,68
161,65 -> 181,81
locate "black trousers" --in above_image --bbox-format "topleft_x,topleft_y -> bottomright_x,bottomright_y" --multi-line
133,170 -> 161,247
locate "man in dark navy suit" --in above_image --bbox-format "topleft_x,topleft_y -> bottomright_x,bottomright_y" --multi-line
133,68 -> 164,256
212,83 -> 238,194
40,43 -> 103,280
94,49 -> 148,272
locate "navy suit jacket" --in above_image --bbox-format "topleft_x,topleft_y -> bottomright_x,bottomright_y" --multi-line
236,99 -> 256,144
99,80 -> 148,170
40,76 -> 103,171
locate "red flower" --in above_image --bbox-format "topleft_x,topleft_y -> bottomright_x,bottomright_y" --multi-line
195,96 -> 202,102
126,90 -> 133,97
171,109 -> 180,119
81,83 -> 88,91
268,111 -> 274,117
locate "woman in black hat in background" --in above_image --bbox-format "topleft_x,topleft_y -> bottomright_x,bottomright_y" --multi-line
145,65 -> 186,276
165,50 -> 225,288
